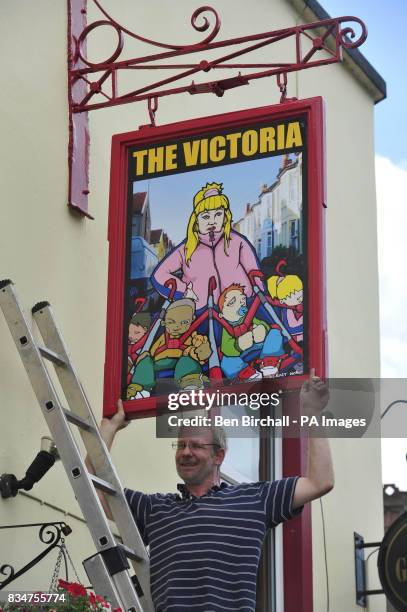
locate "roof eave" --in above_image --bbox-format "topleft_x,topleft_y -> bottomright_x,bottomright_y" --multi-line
288,0 -> 386,104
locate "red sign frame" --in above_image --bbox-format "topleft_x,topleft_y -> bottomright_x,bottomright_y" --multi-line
104,97 -> 326,420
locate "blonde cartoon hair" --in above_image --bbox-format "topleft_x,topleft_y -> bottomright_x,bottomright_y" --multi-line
185,182 -> 232,265
268,274 -> 303,302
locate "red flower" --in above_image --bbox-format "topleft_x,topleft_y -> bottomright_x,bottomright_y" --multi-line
60,580 -> 87,598
89,592 -> 97,610
58,579 -> 70,590
89,592 -> 109,609
112,608 -> 122,612
95,594 -> 109,607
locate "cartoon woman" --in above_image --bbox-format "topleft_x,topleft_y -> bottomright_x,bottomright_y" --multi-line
267,273 -> 303,343
152,182 -> 262,311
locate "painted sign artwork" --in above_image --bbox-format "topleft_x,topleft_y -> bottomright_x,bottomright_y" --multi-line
126,126 -> 304,400
104,100 -> 326,417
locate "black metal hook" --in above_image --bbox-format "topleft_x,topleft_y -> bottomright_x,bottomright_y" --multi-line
0,522 -> 72,589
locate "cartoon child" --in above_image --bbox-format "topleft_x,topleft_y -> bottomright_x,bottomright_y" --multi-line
128,312 -> 151,360
127,298 -> 212,399
267,274 -> 303,343
152,182 -> 263,311
218,283 -> 285,381
127,312 -> 151,384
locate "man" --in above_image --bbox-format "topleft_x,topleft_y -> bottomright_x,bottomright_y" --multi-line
95,371 -> 333,611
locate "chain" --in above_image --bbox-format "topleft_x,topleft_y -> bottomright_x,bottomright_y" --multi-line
48,535 -> 83,593
64,541 -> 82,584
49,538 -> 65,593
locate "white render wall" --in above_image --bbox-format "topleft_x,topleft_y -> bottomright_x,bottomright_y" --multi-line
0,1 -> 383,609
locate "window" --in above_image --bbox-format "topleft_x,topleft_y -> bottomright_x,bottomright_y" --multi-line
267,231 -> 272,256
289,220 -> 298,250
220,403 -> 283,612
220,413 -> 260,483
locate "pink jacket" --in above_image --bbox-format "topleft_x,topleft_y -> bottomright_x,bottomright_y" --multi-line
152,229 -> 262,310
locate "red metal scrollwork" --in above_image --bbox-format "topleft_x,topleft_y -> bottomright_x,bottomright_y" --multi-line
67,1 -> 366,217
68,1 -> 367,114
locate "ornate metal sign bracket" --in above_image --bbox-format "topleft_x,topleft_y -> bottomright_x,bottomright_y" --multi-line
0,521 -> 72,589
68,0 -> 367,216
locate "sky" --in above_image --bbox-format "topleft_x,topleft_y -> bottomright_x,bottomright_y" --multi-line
322,0 -> 406,166
322,0 -> 407,488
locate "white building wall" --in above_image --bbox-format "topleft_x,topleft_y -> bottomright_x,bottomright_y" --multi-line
0,0 -> 383,609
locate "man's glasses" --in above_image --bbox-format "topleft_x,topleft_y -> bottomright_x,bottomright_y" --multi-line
172,442 -> 220,452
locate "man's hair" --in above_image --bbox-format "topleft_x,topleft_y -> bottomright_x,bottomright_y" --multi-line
211,425 -> 228,453
178,424 -> 228,453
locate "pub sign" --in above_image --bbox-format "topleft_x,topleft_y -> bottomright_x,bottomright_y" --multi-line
104,98 -> 326,418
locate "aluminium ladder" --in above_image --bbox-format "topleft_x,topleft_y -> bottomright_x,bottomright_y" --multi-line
0,280 -> 153,612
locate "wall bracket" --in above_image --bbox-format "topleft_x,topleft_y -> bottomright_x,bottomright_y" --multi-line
67,0 -> 367,216
0,522 -> 72,589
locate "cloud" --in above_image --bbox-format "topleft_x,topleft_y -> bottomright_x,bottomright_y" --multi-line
376,156 -> 407,377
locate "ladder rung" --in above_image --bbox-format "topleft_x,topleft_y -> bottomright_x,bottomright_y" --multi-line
119,544 -> 144,563
39,345 -> 66,367
63,408 -> 96,432
90,474 -> 117,496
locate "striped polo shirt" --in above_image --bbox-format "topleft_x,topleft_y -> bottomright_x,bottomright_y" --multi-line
125,477 -> 301,611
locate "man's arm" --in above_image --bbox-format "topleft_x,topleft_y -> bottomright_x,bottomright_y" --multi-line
85,399 -> 129,520
293,371 -> 334,509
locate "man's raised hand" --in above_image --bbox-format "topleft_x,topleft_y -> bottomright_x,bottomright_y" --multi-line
300,368 -> 329,417
101,399 -> 130,437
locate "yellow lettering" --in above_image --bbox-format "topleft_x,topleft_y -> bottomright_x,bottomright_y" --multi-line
183,140 -> 200,167
277,124 -> 285,150
200,138 -> 208,164
259,127 -> 276,153
241,130 -> 258,156
285,121 -> 303,148
175,122 -> 303,171
165,144 -> 178,170
133,150 -> 148,176
225,132 -> 241,158
209,136 -> 226,162
147,147 -> 164,173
